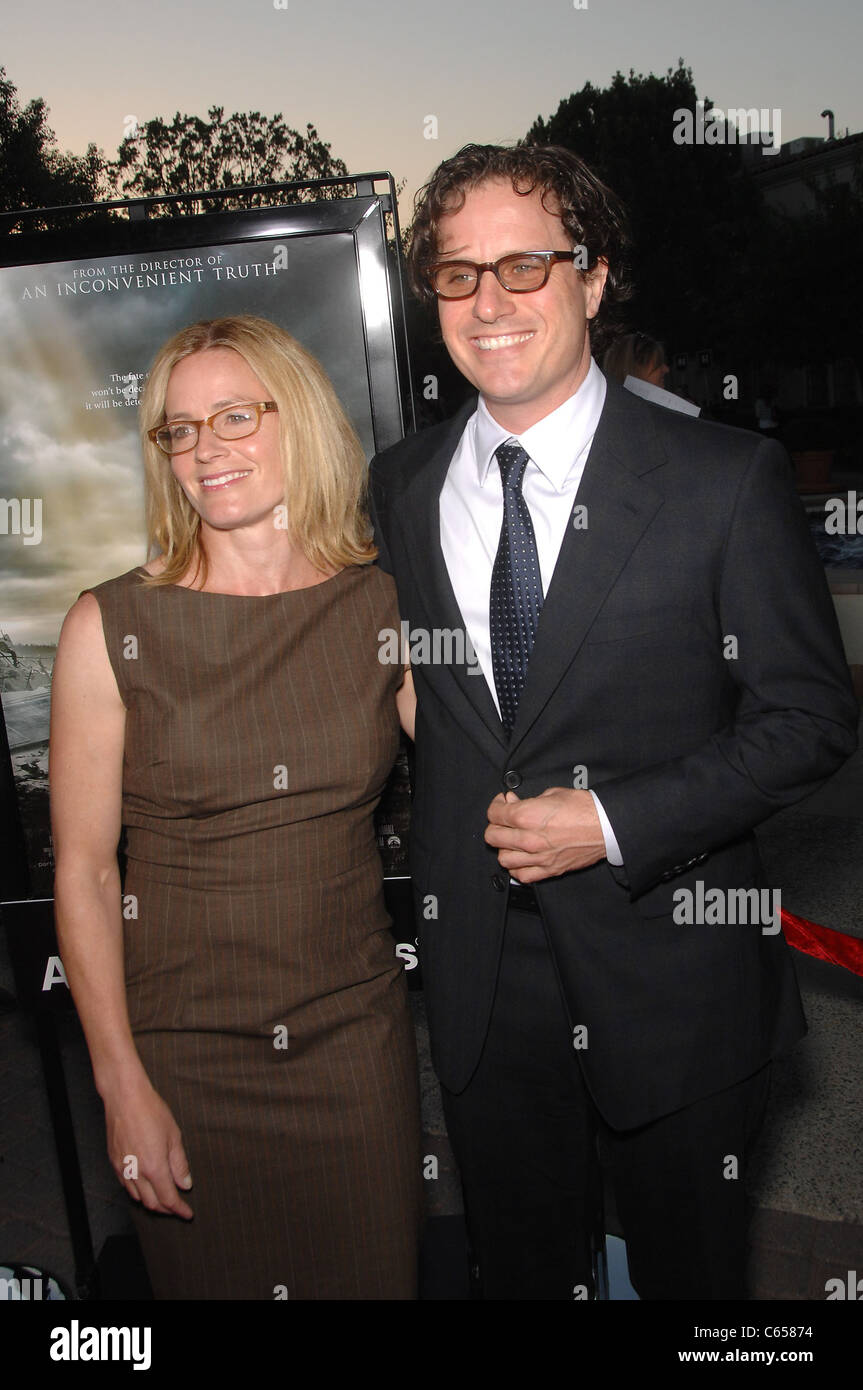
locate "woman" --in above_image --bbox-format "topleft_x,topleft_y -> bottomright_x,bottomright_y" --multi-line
50,315 -> 421,1299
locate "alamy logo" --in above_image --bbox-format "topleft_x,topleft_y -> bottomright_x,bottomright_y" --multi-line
378,620 -> 482,673
673,101 -> 781,156
1,1274 -> 44,1299
824,492 -> 863,534
49,1320 -> 151,1370
117,373 -> 144,404
0,497 -> 42,545
825,1271 -> 863,1299
672,883 -> 781,934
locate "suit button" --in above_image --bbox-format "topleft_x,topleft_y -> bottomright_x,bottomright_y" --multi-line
503,769 -> 522,790
491,874 -> 507,892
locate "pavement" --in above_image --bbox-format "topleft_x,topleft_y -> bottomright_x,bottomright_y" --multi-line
2,709 -> 862,1302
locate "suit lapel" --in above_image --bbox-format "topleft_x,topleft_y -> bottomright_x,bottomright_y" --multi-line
508,384 -> 667,752
399,401 -> 507,750
397,382 -> 669,758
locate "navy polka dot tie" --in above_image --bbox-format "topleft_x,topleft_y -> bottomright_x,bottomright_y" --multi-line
489,440 -> 543,737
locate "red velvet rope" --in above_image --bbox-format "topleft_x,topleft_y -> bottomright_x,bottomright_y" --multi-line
782,909 -> 863,976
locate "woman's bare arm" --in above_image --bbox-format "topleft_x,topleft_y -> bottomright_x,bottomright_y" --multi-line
50,593 -> 193,1218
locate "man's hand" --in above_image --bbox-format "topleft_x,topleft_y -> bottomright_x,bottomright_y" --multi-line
485,788 -> 606,882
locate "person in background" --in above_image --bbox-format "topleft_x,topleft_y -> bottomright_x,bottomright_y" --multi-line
602,330 -> 669,387
755,386 -> 780,436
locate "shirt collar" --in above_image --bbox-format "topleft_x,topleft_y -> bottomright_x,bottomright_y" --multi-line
473,357 -> 607,492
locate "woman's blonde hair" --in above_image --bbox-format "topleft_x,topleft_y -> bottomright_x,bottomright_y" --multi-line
138,315 -> 375,586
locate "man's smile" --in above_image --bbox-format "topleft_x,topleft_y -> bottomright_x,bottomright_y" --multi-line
470,331 -> 536,351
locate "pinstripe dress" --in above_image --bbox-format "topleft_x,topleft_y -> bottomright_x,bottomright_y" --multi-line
90,564 -> 421,1299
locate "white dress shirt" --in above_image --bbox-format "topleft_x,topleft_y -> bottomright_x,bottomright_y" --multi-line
438,358 -> 623,865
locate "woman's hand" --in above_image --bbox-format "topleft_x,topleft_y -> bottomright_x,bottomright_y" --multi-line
102,1074 -> 194,1219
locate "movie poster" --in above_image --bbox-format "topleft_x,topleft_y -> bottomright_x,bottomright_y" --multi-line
0,215 -> 411,898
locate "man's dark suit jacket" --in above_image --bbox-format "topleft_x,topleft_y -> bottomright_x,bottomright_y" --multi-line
369,379 -> 858,1131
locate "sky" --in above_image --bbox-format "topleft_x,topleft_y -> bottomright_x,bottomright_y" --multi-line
4,0 -> 862,223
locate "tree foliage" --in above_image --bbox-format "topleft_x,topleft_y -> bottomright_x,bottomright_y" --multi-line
525,61 -> 764,363
752,162 -> 863,386
109,107 -> 349,212
0,66 -> 105,232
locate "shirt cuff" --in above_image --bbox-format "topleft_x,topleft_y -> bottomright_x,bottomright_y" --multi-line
590,791 -> 623,866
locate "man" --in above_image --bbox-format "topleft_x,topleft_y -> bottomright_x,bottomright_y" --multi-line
369,144 -> 857,1300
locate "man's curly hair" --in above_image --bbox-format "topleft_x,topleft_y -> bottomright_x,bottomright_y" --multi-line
407,143 -> 633,357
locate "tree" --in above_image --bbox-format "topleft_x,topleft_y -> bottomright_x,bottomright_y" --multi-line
0,67 -> 105,231
753,160 -> 863,392
525,61 -> 765,369
109,107 -> 349,212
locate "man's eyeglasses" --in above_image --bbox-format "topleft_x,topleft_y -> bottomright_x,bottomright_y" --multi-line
148,402 -> 278,456
422,251 -> 583,300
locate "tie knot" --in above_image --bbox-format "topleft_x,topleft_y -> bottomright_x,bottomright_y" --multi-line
494,440 -> 529,493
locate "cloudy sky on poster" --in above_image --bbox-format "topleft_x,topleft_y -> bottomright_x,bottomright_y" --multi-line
0,237 -> 370,644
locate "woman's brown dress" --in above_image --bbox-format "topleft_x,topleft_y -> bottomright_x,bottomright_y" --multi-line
90,564 -> 421,1299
